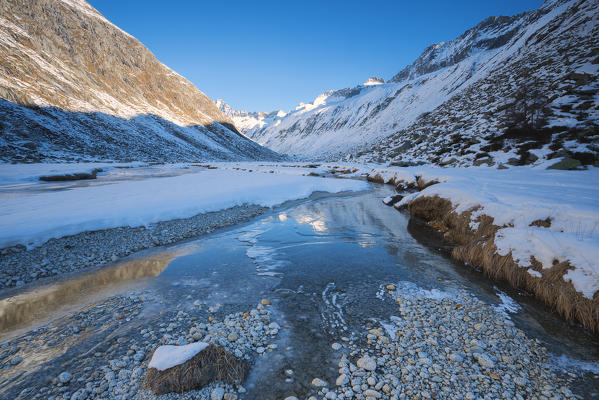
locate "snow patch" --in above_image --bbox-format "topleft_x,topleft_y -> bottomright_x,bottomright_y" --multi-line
493,288 -> 521,318
148,342 -> 209,371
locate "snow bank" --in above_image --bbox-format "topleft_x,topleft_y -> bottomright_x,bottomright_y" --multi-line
389,166 -> 599,300
148,342 -> 209,371
0,168 -> 367,249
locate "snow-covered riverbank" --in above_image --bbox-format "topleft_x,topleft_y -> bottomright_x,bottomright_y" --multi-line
364,165 -> 599,333
0,164 -> 367,289
0,166 -> 368,250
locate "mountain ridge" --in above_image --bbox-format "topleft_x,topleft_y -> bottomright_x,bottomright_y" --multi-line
222,0 -> 598,167
0,0 -> 278,162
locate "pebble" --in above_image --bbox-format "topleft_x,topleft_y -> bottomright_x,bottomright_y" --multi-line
473,353 -> 495,368
58,372 -> 72,384
211,387 -> 225,400
227,333 -> 238,342
357,355 -> 377,371
364,389 -> 382,398
312,378 -> 327,387
9,356 -> 22,365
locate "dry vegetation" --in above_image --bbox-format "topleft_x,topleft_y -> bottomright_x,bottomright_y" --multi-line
143,345 -> 248,395
404,195 -> 599,334
366,172 -> 438,191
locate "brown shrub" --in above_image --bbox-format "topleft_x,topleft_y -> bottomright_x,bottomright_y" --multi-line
530,217 -> 551,228
366,173 -> 385,184
39,168 -> 102,181
427,220 -> 448,233
416,176 -> 440,191
143,345 -> 249,395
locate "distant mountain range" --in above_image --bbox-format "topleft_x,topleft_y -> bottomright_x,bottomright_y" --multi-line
219,0 -> 598,167
0,0 -> 279,162
215,99 -> 288,135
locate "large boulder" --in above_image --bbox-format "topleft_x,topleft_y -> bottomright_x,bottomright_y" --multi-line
546,158 -> 582,170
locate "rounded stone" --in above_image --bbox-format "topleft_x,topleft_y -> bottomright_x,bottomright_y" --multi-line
357,356 -> 377,371
58,372 -> 72,384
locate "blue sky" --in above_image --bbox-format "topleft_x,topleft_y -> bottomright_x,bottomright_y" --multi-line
88,0 -> 543,112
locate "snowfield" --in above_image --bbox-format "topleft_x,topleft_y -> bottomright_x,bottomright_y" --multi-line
0,166 -> 367,249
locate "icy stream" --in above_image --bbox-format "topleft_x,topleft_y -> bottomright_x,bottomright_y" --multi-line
0,185 -> 598,399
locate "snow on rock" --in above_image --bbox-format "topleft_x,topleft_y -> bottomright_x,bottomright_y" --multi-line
148,342 -> 209,371
0,167 -> 368,249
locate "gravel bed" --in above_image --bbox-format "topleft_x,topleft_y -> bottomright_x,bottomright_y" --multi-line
0,280 -> 584,400
305,283 -> 577,400
0,293 -> 279,400
0,205 -> 267,289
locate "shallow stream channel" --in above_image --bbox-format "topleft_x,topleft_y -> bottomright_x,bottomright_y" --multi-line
1,184 -> 598,400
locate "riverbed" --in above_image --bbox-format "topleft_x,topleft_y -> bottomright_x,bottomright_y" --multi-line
0,183 -> 597,400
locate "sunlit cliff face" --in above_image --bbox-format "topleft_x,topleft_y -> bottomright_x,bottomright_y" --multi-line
0,0 -> 236,130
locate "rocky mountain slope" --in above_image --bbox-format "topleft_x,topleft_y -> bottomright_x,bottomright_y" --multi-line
0,0 -> 278,162
234,0 -> 598,167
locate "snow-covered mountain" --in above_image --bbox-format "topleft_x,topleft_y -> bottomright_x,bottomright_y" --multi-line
215,99 -> 287,138
242,0 -> 598,167
0,0 -> 279,162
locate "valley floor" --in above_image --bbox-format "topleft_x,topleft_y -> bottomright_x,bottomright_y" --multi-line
0,162 -> 598,400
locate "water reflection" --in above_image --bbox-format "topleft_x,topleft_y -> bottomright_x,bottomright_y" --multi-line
0,247 -> 190,333
294,214 -> 327,232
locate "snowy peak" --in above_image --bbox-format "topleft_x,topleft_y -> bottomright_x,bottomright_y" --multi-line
364,77 -> 385,86
390,12 -> 529,83
215,99 -> 287,138
389,0 -> 576,84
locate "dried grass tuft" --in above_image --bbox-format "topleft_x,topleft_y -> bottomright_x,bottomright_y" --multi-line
366,173 -> 386,184
407,195 -> 599,334
530,217 -> 552,228
416,176 -> 439,191
143,344 -> 249,395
